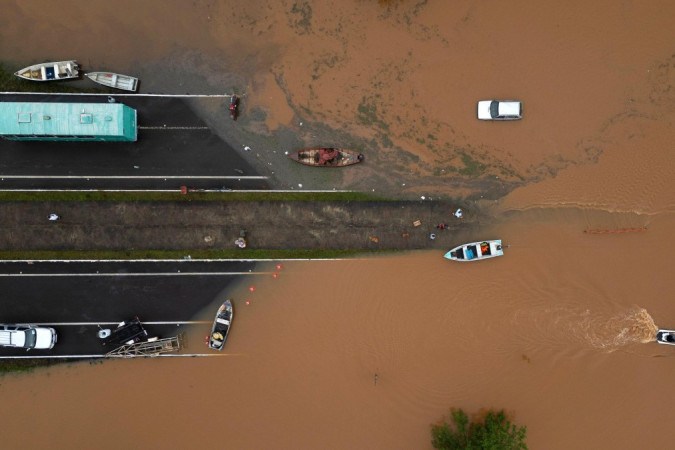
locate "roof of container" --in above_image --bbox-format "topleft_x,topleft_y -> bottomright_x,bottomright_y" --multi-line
0,102 -> 131,136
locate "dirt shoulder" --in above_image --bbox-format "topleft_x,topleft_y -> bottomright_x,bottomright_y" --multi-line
0,200 -> 476,252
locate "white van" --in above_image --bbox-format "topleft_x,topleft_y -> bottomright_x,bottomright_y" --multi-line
0,324 -> 57,350
477,100 -> 522,120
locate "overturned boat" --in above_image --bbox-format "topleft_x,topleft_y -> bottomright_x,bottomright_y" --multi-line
656,329 -> 675,345
444,240 -> 504,262
15,60 -> 80,81
208,300 -> 234,351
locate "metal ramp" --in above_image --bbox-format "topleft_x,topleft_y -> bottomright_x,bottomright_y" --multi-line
106,335 -> 182,358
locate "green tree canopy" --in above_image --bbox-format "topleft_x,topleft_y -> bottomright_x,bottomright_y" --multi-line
431,408 -> 527,450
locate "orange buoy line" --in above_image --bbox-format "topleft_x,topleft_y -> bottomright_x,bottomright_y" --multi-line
584,227 -> 647,234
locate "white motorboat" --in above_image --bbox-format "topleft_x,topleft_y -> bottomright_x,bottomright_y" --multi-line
14,60 -> 79,81
656,329 -> 675,345
444,239 -> 504,262
86,71 -> 139,92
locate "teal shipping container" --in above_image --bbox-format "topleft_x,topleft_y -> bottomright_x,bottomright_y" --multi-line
0,102 -> 137,142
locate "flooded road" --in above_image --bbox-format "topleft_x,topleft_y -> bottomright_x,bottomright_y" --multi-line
2,0 -> 675,448
2,210 -> 674,449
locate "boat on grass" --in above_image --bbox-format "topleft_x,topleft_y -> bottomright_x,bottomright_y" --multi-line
15,60 -> 80,81
86,71 -> 139,92
208,300 -> 233,351
656,329 -> 675,345
444,239 -> 504,262
288,148 -> 364,167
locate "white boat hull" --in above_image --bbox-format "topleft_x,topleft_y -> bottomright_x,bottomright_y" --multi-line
86,71 -> 139,92
444,240 -> 504,262
15,61 -> 79,81
656,329 -> 675,345
209,300 -> 233,351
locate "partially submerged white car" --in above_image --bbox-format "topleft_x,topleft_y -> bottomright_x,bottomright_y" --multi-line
477,100 -> 522,120
0,324 -> 57,350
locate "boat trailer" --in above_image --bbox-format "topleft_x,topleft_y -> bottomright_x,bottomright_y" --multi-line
106,334 -> 183,358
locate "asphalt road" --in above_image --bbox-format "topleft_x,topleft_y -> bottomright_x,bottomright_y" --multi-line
0,93 -> 269,190
0,94 -> 474,359
0,260 -> 259,357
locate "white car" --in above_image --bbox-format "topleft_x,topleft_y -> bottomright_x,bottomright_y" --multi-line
0,324 -> 57,350
477,100 -> 522,120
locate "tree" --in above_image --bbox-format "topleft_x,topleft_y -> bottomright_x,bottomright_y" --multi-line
431,408 -> 528,450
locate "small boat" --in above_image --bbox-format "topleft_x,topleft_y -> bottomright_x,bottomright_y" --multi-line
444,239 -> 504,262
86,71 -> 139,92
208,300 -> 233,350
14,60 -> 80,81
656,329 -> 675,345
288,148 -> 364,167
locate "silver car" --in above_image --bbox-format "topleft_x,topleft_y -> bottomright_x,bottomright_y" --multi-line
0,324 -> 57,350
477,100 -> 522,120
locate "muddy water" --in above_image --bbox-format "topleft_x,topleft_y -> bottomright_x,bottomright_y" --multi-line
3,1 -> 674,185
2,0 -> 675,448
2,217 -> 674,449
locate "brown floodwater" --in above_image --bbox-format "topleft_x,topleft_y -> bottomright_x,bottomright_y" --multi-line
0,229 -> 673,450
2,0 -> 675,448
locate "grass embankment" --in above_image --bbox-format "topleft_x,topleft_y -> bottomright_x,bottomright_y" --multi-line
0,190 -> 387,202
0,358 -> 61,376
0,248 -> 382,260
0,191 -> 396,260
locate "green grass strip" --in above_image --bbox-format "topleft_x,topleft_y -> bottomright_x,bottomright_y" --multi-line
0,191 -> 389,202
0,359 -> 58,375
0,248 -> 397,261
